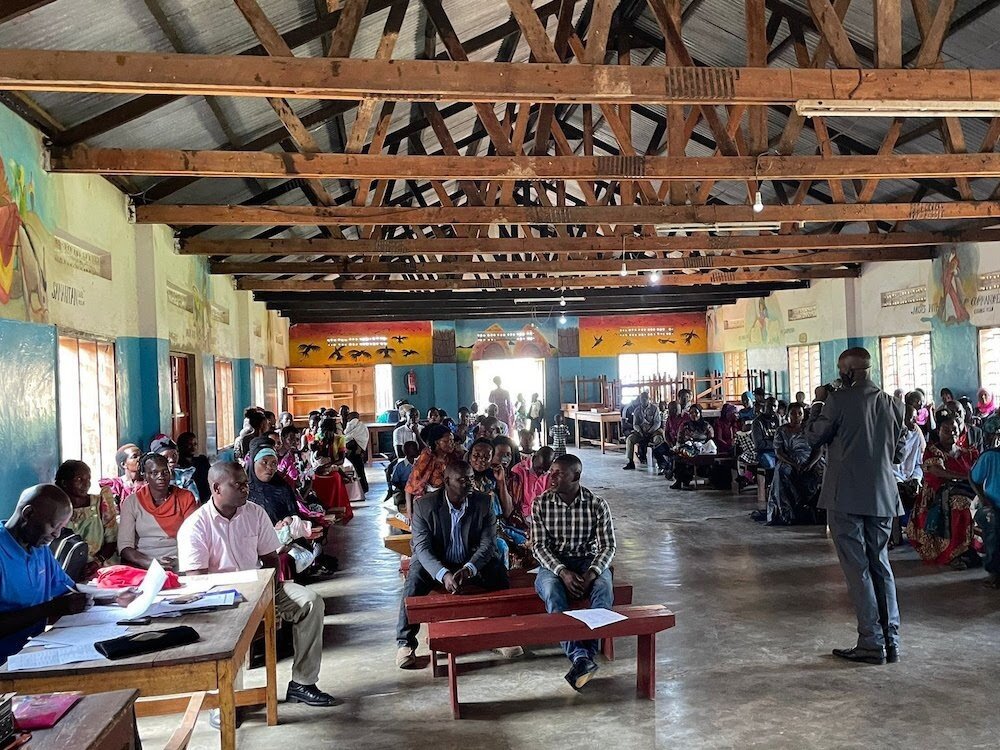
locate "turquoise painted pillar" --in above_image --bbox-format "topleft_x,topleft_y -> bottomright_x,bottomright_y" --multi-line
116,336 -> 171,449
0,319 -> 58,515
233,358 -> 253,429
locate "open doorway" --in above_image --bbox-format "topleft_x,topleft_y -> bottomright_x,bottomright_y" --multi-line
472,357 -> 546,434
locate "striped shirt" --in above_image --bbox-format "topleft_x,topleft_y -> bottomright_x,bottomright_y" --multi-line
549,424 -> 570,456
529,486 -> 616,576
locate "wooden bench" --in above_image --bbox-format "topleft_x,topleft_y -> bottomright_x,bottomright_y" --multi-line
674,453 -> 734,489
427,605 -> 676,718
407,582 -> 634,673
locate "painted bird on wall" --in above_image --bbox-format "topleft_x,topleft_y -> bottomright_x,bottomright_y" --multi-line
376,346 -> 396,359
298,343 -> 320,357
402,349 -> 419,357
328,344 -> 345,361
682,331 -> 700,345
392,335 -> 408,343
349,349 -> 373,360
622,340 -> 634,347
658,338 -> 677,345
591,336 -> 604,349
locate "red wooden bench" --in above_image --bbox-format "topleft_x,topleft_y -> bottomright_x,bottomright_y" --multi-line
427,605 -> 676,718
406,582 -> 634,673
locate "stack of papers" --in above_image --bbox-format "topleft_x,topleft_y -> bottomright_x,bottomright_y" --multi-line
30,624 -> 129,649
6,645 -> 106,671
50,606 -> 126,629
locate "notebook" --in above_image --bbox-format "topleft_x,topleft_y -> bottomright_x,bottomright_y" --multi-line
12,692 -> 81,731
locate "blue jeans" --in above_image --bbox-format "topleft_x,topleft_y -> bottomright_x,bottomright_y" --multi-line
535,556 -> 614,663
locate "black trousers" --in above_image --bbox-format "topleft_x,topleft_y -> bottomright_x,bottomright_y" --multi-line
396,556 -> 509,648
345,440 -> 369,492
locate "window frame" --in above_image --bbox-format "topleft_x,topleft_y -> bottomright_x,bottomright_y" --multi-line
214,358 -> 235,449
787,344 -> 822,401
57,331 -> 119,483
618,352 -> 679,403
978,327 -> 1000,399
723,350 -> 748,400
879,333 -> 933,398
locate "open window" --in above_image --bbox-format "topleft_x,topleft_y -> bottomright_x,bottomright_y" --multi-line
58,334 -> 118,482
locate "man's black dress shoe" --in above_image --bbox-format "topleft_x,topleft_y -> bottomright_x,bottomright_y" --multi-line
564,657 -> 599,691
832,646 -> 886,665
886,645 -> 899,664
286,682 -> 340,706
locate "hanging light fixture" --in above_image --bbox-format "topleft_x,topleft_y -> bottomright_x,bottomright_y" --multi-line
752,190 -> 764,213
559,294 -> 566,307
649,270 -> 662,283
620,261 -> 628,276
559,314 -> 567,324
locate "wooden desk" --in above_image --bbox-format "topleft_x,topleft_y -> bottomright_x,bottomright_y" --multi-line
0,570 -> 278,750
24,689 -> 139,749
563,408 -> 622,454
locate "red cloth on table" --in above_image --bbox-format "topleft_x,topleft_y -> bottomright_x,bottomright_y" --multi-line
95,564 -> 181,589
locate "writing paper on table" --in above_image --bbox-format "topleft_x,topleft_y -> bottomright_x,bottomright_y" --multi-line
123,558 -> 168,619
31,624 -> 130,648
6,644 -> 106,671
563,608 -> 629,630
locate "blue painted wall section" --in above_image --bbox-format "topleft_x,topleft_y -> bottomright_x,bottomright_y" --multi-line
116,337 -> 170,449
202,354 -> 218,455
432,364 -> 457,416
394,364 -> 435,416
930,319 -> 979,398
0,319 -> 58,517
233,359 -> 253,437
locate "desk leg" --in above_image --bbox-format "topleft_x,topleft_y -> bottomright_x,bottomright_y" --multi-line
264,592 -> 279,726
447,654 -> 461,719
601,419 -> 606,454
601,637 -> 615,661
636,635 -> 655,700
218,659 -> 238,750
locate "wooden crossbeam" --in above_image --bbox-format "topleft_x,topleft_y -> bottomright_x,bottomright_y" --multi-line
0,0 -> 57,24
136,201 -> 1000,226
54,148 -> 1000,181
209,247 -> 934,275
8,49 -> 1000,105
235,267 -> 859,291
178,230 -> 981,256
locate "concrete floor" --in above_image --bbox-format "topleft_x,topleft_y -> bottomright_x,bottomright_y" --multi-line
138,448 -> 1000,749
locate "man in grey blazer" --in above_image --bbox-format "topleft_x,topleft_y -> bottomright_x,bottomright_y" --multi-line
806,348 -> 907,665
395,460 -> 508,668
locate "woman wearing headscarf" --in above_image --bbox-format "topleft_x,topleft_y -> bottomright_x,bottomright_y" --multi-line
714,403 -> 740,456
977,388 -> 996,421
737,391 -> 756,423
98,443 -> 144,510
764,402 -> 825,525
404,423 -> 459,518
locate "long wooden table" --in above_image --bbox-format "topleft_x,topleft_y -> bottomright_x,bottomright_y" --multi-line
23,689 -> 139,749
0,569 -> 278,750
562,408 -> 622,453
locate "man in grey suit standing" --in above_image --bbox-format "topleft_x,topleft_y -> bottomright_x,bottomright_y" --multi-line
395,460 -> 509,668
806,348 -> 907,665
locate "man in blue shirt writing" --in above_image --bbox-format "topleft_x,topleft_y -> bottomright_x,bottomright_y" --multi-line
0,484 -> 89,663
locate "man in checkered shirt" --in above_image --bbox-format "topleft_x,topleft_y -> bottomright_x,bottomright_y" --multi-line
529,453 -> 617,691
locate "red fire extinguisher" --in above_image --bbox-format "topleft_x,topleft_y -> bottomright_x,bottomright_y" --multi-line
406,369 -> 418,395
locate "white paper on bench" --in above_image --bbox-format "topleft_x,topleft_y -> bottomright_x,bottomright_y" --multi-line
6,644 -> 107,671
563,608 -> 628,630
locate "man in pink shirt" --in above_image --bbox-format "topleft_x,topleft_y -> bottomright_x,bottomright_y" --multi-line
177,462 -> 336,710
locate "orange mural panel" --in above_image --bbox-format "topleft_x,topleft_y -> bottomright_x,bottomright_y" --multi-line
289,322 -> 433,366
578,313 -> 707,356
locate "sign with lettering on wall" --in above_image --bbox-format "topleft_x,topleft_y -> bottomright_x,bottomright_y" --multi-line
880,287 -> 926,308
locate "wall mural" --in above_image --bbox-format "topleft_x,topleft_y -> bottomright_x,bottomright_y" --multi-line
929,244 -> 978,326
288,322 -> 433,366
454,319 -> 558,362
745,296 -> 783,346
0,157 -> 53,324
578,312 -> 708,357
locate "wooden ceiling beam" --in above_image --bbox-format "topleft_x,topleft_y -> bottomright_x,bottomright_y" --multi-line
0,0 -> 58,24
209,247 -> 933,276
283,305 -> 713,321
52,147 -> 1000,181
9,49 -> 1000,105
136,201 -> 1000,226
178,229 -> 977,256
235,268 -> 857,291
